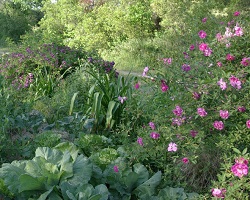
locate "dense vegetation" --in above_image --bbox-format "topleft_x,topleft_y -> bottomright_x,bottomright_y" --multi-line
0,0 -> 250,199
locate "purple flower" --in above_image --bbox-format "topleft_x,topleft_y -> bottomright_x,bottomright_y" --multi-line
197,108 -> 207,117
113,165 -> 119,173
149,122 -> 156,130
238,106 -> 246,112
142,67 -> 149,77
172,106 -> 183,116
229,75 -> 241,89
213,121 -> 224,130
241,57 -> 250,66
137,137 -> 144,146
190,130 -> 198,137
234,11 -> 240,16
217,78 -> 227,90
118,96 -> 127,104
182,157 -> 189,164
231,163 -> 248,178
150,132 -> 160,139
212,188 -> 226,198
189,44 -> 195,51
134,83 -> 140,89
161,80 -> 169,92
220,110 -> 229,119
202,17 -> 207,23
198,30 -> 207,39
168,142 -> 177,152
182,64 -> 191,72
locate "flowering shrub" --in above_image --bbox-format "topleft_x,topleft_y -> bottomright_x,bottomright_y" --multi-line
127,9 -> 250,197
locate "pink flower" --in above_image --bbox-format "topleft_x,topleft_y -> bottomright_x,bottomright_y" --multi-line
216,33 -> 223,41
172,117 -> 185,126
238,106 -> 246,112
234,25 -> 243,36
217,61 -> 223,67
161,80 -> 169,92
173,106 -> 183,116
182,157 -> 189,164
197,108 -> 207,117
168,142 -> 177,152
203,47 -> 212,56
220,110 -> 229,119
235,157 -> 248,165
226,54 -> 235,61
113,165 -> 119,172
134,82 -> 140,89
198,30 -> 207,39
149,122 -> 156,130
137,137 -> 144,146
241,57 -> 250,66
118,96 -> 127,104
225,27 -> 233,38
234,11 -> 240,16
211,188 -> 226,198
192,92 -> 201,100
190,130 -> 198,137
231,163 -> 248,178
199,43 -> 208,51
182,64 -> 191,72
229,75 -> 241,89
226,43 -> 231,48
150,132 -> 160,139
202,18 -> 207,23
247,120 -> 250,129
213,121 -> 224,130
163,58 -> 172,65
142,66 -> 149,77
217,78 -> 227,90
189,44 -> 195,51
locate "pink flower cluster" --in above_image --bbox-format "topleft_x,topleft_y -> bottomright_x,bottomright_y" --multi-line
213,121 -> 224,130
197,107 -> 207,117
163,58 -> 172,65
168,142 -> 177,152
161,80 -> 169,92
229,75 -> 241,89
241,57 -> 250,66
173,106 -> 183,116
199,43 -> 212,57
198,30 -> 207,39
142,66 -> 149,77
220,110 -> 229,119
150,132 -> 160,139
231,157 -> 248,178
211,188 -> 226,198
217,78 -> 227,90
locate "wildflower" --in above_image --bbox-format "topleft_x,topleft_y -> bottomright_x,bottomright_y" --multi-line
226,43 -> 231,48
226,54 -> 235,61
118,96 -> 127,104
238,106 -> 246,112
217,78 -> 227,90
173,106 -> 183,116
134,82 -> 140,89
182,157 -> 189,164
217,61 -> 223,67
161,80 -> 169,92
247,120 -> 250,129
172,117 -> 185,126
203,47 -> 212,56
220,110 -> 229,119
183,52 -> 189,59
150,132 -> 160,139
192,92 -> 201,100
189,44 -> 195,51
234,11 -> 240,16
163,58 -> 172,65
149,122 -> 156,130
198,30 -> 207,39
137,137 -> 144,146
113,165 -> 119,173
168,142 -> 177,152
213,121 -> 224,130
229,75 -> 241,89
190,130 -> 198,137
182,64 -> 191,72
211,188 -> 226,198
241,57 -> 250,66
231,163 -> 248,178
216,33 -> 223,42
234,25 -> 243,36
199,43 -> 208,51
202,17 -> 207,23
197,108 -> 207,117
142,66 -> 149,77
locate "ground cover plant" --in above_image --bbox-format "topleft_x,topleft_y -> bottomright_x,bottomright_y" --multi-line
0,1 -> 250,199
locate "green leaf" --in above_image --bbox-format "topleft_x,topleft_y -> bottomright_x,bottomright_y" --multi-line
19,174 -> 46,193
133,171 -> 162,198
35,147 -> 63,165
69,92 -> 79,115
242,148 -> 248,155
133,163 -> 149,186
105,101 -> 119,128
92,184 -> 109,200
232,148 -> 241,154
